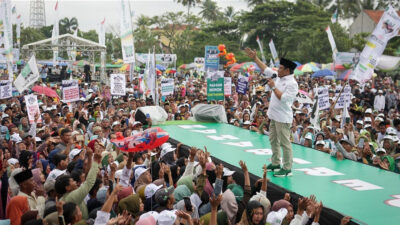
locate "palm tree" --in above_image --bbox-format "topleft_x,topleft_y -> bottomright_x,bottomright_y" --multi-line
136,15 -> 152,28
176,0 -> 201,16
199,0 -> 221,22
246,0 -> 265,7
59,17 -> 78,34
224,6 -> 237,22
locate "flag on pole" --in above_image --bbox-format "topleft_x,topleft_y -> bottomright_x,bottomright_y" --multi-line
14,55 -> 40,93
269,59 -> 274,68
256,36 -> 267,64
16,14 -> 21,48
120,0 -> 135,64
325,26 -> 338,60
52,1 -> 60,66
310,96 -> 320,131
1,0 -> 14,81
269,39 -> 279,64
331,8 -> 338,23
341,101 -> 349,129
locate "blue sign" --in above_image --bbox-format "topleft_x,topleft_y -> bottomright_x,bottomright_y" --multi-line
204,46 -> 219,71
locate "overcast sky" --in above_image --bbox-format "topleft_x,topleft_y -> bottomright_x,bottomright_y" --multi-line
12,0 -> 249,32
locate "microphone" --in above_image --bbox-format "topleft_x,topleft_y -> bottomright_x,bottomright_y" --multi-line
260,73 -> 277,86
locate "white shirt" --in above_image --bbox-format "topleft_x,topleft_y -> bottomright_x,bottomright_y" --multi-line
264,68 -> 298,123
374,95 -> 385,111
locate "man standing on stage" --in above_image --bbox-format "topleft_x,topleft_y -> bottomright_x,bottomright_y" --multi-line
245,48 -> 298,177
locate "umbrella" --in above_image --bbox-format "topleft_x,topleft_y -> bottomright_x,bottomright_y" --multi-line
230,62 -> 261,73
156,69 -> 162,75
73,60 -> 89,66
294,69 -> 304,76
321,63 -> 345,70
338,69 -> 352,81
166,68 -> 177,74
156,64 -> 166,71
32,85 -> 59,98
119,64 -> 130,72
311,69 -> 336,78
111,128 -> 169,152
300,63 -> 320,72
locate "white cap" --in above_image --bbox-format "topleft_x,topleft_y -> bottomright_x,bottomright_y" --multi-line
316,140 -> 325,146
157,210 -> 177,225
135,167 -> 149,181
378,113 -> 385,118
10,133 -> 22,143
133,121 -> 142,126
364,117 -> 372,122
88,89 -> 94,93
305,133 -> 313,140
243,120 -> 251,125
365,108 -> 372,114
295,110 -> 302,115
69,148 -> 82,160
356,120 -> 364,125
7,158 -> 19,166
376,148 -> 386,153
160,142 -> 172,149
386,127 -> 397,135
378,90 -> 383,94
112,121 -> 121,127
145,183 -> 163,199
383,135 -> 393,141
223,168 -> 235,177
266,208 -> 288,225
35,137 -> 42,142
160,147 -> 176,159
364,124 -> 372,129
392,135 -> 399,143
79,97 -> 86,101
139,211 -> 160,221
376,117 -> 384,122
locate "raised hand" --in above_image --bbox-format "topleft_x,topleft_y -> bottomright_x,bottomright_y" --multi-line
239,160 -> 248,173
209,194 -> 223,210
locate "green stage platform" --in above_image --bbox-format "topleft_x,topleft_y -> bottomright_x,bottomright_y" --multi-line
158,122 -> 400,225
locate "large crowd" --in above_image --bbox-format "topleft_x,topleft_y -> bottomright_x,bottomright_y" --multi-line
1,62 -> 397,225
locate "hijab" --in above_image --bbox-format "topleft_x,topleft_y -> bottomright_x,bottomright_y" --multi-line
220,189 -> 238,225
6,196 -> 29,225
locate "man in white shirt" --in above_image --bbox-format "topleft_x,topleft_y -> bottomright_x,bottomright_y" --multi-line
245,48 -> 298,177
374,90 -> 385,112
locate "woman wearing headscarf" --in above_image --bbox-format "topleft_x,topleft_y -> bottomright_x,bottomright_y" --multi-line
117,194 -> 144,219
220,189 -> 238,225
237,201 -> 265,225
6,195 -> 29,225
31,168 -> 45,197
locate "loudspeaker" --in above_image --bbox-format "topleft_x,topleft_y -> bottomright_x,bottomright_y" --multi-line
135,106 -> 168,125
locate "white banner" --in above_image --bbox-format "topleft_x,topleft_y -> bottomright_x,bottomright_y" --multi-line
1,0 -> 13,80
0,80 -> 12,99
351,6 -> 400,83
161,78 -> 174,96
110,73 -> 126,96
120,0 -> 135,63
335,85 -> 351,109
224,77 -> 232,96
14,55 -> 40,93
317,86 -> 330,110
62,80 -> 80,103
325,26 -> 338,58
269,39 -> 279,64
24,94 -> 42,124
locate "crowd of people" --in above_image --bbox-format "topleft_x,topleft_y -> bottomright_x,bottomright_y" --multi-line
1,60 -> 396,225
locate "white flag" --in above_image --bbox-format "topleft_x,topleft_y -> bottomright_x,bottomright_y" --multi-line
256,36 -> 267,64
341,101 -> 349,129
269,39 -> 279,64
1,0 -> 13,81
310,96 -> 320,131
120,0 -> 135,63
52,1 -> 60,66
325,26 -> 338,59
351,6 -> 400,83
14,55 -> 40,93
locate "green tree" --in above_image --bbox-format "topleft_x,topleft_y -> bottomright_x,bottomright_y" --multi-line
199,0 -> 221,22
224,6 -> 238,22
59,17 -> 78,34
175,0 -> 202,16
246,0 -> 266,7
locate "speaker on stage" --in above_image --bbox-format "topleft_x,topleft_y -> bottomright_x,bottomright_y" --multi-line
135,106 -> 168,125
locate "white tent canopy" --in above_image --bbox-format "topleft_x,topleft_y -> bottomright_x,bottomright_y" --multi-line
22,34 -> 106,81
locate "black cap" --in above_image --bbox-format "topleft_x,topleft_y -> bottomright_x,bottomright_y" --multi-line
280,58 -> 297,71
14,169 -> 33,184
